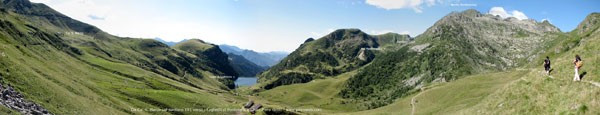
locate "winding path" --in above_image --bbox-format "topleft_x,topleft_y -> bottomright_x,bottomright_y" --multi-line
411,68 -> 530,115
538,70 -> 600,88
411,87 -> 436,115
409,68 -> 600,115
410,89 -> 423,115
584,80 -> 600,87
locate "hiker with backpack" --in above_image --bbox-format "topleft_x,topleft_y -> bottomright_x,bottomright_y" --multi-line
543,56 -> 551,75
573,55 -> 583,81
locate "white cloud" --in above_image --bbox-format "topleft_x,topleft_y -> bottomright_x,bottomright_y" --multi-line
44,0 -> 111,23
541,18 -> 552,24
511,10 -> 528,20
425,0 -> 435,6
365,0 -> 441,13
488,7 -> 528,20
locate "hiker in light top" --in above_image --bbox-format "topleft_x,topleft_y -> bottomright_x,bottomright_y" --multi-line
543,56 -> 551,75
573,55 -> 582,81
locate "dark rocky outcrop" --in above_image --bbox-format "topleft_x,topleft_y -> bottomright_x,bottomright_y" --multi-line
0,83 -> 51,115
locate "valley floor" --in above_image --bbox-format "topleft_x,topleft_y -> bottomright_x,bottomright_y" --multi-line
241,67 -> 599,115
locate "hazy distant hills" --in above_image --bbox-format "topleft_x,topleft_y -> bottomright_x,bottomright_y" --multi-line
2,0 -> 600,114
153,38 -> 279,76
0,0 -> 242,114
218,44 -> 288,67
154,38 -> 188,46
340,9 -> 562,108
257,9 -> 563,108
257,29 -> 413,89
227,53 -> 268,77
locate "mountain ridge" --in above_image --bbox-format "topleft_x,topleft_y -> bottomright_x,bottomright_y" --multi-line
257,28 -> 414,89
339,9 -> 563,109
218,44 -> 288,67
0,0 -> 244,114
1,0 -> 600,114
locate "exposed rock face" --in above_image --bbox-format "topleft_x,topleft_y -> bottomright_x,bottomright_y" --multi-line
574,13 -> 600,34
340,9 -> 564,109
410,43 -> 430,53
420,9 -> 561,70
0,83 -> 51,115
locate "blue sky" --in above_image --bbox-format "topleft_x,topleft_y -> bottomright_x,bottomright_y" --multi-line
31,0 -> 600,52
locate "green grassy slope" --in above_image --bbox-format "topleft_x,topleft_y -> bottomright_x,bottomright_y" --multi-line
458,12 -> 600,114
338,9 -> 562,109
346,12 -> 600,115
256,70 -> 361,113
347,70 -> 526,115
0,1 -> 243,114
172,39 -> 240,88
227,53 -> 267,77
242,11 -> 599,115
257,29 -> 410,90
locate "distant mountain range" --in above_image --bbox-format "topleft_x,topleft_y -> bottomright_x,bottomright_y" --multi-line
0,0 -> 243,114
154,38 -> 289,76
257,9 -> 564,109
2,0 -> 600,114
154,38 -> 188,46
218,44 -> 289,67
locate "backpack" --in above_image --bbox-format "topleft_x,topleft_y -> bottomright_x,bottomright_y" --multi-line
576,61 -> 583,68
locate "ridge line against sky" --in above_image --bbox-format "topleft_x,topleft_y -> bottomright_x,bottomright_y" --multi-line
29,0 -> 600,52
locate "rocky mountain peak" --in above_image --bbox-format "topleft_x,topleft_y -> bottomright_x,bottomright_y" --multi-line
457,9 -> 483,17
574,12 -> 600,34
324,29 -> 369,41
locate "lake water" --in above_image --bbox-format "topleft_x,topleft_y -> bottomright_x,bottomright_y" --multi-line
235,77 -> 257,86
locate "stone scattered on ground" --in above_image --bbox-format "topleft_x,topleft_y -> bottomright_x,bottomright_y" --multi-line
0,83 -> 52,115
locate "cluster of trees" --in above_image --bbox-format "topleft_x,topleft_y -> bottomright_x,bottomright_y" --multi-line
340,40 -> 476,109
263,72 -> 313,89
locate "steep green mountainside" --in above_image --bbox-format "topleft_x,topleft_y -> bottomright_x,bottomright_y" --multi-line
249,12 -> 600,114
574,13 -> 600,34
1,0 -> 598,114
352,12 -> 600,114
226,53 -> 268,77
339,9 -> 562,109
0,0 -> 243,114
0,0 -> 101,35
1,0 -> 240,89
171,39 -> 240,87
463,11 -> 600,114
257,29 -> 412,89
371,32 -> 412,49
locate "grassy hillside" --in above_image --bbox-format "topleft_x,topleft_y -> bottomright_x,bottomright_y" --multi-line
172,39 -> 240,88
0,0 -> 243,114
257,29 -> 411,89
1,0 -> 599,114
347,70 -> 526,115
227,53 -> 267,77
346,12 -> 600,115
338,9 -> 562,109
459,12 -> 600,114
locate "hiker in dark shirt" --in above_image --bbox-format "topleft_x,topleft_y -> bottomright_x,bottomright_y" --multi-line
573,55 -> 582,81
543,56 -> 551,75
